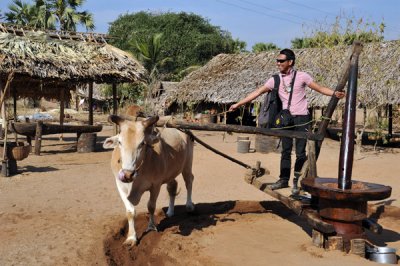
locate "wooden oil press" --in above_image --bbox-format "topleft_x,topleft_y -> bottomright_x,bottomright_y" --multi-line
301,42 -> 392,252
152,41 -> 393,257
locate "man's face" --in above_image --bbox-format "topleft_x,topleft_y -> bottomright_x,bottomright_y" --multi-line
276,54 -> 292,73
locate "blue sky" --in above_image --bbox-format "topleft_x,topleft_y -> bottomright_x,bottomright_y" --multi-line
1,0 -> 399,49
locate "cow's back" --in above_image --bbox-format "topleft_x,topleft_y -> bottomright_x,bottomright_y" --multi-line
149,128 -> 193,179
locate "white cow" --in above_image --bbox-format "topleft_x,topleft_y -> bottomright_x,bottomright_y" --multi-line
103,115 -> 195,245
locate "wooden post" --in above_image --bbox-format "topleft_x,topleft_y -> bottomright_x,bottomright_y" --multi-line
112,83 -> 117,115
326,236 -> 344,251
388,104 -> 393,138
88,82 -> 93,125
34,121 -> 43,155
0,79 -> 5,135
59,87 -> 65,141
312,229 -> 324,248
307,140 -> 317,178
112,83 -> 118,134
363,106 -> 367,128
13,87 -> 17,122
75,86 -> 79,111
350,239 -> 365,257
12,87 -> 17,142
60,87 -> 65,125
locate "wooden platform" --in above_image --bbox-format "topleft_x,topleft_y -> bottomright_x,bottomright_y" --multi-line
244,172 -> 336,234
11,122 -> 102,137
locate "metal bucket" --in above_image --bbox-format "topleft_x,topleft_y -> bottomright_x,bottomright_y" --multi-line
237,140 -> 251,153
255,134 -> 280,154
367,246 -> 398,264
237,136 -> 250,142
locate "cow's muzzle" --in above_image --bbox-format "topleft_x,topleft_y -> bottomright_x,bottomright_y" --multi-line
118,169 -> 137,183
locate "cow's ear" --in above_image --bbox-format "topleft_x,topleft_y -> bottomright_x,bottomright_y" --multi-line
142,115 -> 159,128
108,115 -> 125,125
103,135 -> 119,149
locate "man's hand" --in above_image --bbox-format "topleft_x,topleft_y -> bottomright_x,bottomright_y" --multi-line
334,91 -> 346,99
229,103 -> 240,112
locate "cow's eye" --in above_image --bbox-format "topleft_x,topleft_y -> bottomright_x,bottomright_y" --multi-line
118,140 -> 122,145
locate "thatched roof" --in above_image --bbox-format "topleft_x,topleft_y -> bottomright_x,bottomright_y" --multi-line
174,41 -> 400,108
0,23 -> 147,100
147,81 -> 179,115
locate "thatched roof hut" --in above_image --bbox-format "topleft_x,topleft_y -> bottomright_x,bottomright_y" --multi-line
147,81 -> 179,115
0,23 -> 147,100
174,41 -> 400,108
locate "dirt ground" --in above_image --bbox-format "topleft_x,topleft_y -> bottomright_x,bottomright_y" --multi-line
0,123 -> 399,266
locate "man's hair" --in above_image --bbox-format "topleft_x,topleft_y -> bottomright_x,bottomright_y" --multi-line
279,48 -> 296,66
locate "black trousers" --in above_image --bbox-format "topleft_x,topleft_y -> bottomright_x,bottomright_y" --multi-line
279,115 -> 311,182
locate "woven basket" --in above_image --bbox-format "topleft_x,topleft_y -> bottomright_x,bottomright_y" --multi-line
10,144 -> 31,161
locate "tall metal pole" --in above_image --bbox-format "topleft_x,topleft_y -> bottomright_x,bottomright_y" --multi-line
338,46 -> 361,190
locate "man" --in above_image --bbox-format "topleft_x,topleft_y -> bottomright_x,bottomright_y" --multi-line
229,49 -> 345,191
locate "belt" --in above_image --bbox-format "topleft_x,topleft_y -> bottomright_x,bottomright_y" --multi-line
291,114 -> 309,118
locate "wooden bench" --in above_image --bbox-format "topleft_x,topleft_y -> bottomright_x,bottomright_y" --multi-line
11,122 -> 103,155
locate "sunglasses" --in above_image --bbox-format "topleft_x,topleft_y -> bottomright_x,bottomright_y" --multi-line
276,59 -> 289,63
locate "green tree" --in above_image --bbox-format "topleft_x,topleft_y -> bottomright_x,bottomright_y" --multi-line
100,83 -> 145,110
5,0 -> 36,26
231,38 -> 247,53
252,42 -> 279,53
133,33 -> 171,83
291,15 -> 384,48
5,0 -> 94,31
108,11 -> 243,81
40,0 -> 94,31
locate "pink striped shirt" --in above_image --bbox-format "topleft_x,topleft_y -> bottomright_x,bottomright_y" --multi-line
264,69 -> 313,115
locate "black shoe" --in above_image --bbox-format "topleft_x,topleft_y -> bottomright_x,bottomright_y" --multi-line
292,178 -> 299,195
269,179 -> 289,190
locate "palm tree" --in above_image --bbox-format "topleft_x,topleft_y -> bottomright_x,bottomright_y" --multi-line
46,0 -> 94,31
5,0 -> 94,31
5,0 -> 36,26
134,33 -> 171,83
31,0 -> 56,29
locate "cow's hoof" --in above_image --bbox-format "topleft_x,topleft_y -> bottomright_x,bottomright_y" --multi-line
123,237 -> 137,246
146,224 -> 158,232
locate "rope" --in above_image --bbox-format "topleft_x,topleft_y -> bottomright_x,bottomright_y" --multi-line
269,115 -> 334,130
270,118 -> 315,130
319,116 -> 332,121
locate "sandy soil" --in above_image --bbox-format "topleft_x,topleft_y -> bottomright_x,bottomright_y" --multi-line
0,124 -> 399,266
